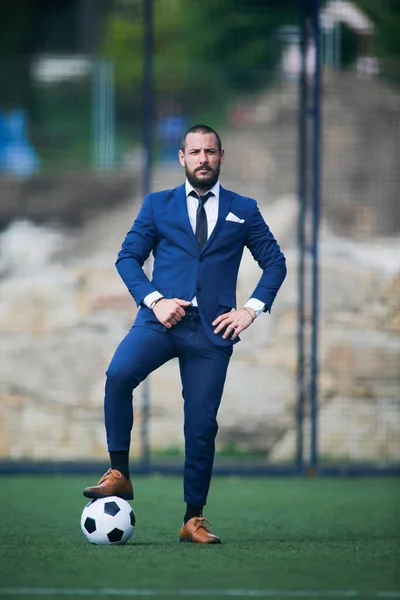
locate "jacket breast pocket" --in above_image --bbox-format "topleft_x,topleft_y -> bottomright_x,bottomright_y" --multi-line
223,220 -> 246,231
220,220 -> 247,245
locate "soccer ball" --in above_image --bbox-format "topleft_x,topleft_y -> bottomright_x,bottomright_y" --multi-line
81,497 -> 135,545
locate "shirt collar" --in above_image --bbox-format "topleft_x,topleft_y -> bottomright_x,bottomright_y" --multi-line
185,179 -> 220,200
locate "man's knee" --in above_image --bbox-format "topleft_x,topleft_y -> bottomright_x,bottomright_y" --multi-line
106,362 -> 141,391
185,417 -> 219,445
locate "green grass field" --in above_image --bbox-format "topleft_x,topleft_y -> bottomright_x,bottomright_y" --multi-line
0,475 -> 399,600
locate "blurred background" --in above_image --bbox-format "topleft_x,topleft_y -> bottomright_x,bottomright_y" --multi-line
0,0 -> 399,474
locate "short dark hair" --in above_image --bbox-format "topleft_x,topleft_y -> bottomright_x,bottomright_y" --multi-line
180,124 -> 222,153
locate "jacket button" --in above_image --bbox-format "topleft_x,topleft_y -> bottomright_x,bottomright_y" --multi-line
196,286 -> 201,292
199,256 -> 203,262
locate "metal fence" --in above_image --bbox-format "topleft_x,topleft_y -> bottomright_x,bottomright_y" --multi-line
0,0 -> 399,475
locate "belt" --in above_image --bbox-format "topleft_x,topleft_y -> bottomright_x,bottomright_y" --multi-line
184,306 -> 200,319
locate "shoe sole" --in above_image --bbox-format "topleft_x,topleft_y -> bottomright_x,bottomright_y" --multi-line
83,491 -> 134,501
179,538 -> 221,544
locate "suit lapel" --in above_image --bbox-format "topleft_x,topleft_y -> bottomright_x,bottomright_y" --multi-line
202,185 -> 232,252
174,184 -> 199,254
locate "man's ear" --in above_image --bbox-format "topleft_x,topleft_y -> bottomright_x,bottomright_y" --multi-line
220,148 -> 225,164
178,149 -> 185,167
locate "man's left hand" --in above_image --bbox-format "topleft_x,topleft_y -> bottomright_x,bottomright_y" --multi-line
212,307 -> 256,340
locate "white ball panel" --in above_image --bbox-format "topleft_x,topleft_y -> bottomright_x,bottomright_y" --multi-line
89,529 -> 112,545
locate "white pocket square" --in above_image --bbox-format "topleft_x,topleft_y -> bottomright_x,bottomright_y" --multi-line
226,212 -> 245,224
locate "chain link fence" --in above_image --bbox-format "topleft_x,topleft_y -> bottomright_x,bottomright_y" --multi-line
0,1 -> 398,474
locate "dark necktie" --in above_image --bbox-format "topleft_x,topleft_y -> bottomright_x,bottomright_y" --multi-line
190,190 -> 213,250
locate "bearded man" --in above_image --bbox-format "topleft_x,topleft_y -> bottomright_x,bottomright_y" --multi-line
83,124 -> 287,544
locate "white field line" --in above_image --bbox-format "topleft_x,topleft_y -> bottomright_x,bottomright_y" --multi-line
0,589 -> 399,598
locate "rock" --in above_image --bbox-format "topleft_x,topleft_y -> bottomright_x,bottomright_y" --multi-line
380,271 -> 400,332
270,396 -> 400,463
0,75 -> 400,465
0,219 -> 67,277
0,270 -> 80,333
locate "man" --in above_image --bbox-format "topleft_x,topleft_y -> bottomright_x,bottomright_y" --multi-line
83,124 -> 287,544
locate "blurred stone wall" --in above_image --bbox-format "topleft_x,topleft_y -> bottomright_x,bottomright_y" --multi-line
0,72 -> 399,465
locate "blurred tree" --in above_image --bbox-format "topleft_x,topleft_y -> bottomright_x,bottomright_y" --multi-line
356,0 -> 400,62
188,0 -> 298,90
0,0 -> 37,109
0,0 -> 79,109
0,0 -> 113,109
103,0 -> 299,123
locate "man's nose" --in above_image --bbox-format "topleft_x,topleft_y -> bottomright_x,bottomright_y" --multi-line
198,151 -> 208,163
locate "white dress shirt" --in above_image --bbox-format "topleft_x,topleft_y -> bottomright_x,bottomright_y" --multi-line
143,180 -> 265,317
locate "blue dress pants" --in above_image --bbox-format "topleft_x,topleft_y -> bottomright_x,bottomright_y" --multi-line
104,308 -> 233,507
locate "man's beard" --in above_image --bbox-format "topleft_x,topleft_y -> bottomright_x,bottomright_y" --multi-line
185,163 -> 220,193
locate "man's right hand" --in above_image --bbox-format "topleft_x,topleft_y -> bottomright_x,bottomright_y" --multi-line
152,298 -> 192,328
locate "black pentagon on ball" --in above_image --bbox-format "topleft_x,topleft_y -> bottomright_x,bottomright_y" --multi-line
104,501 -> 121,517
107,528 -> 124,543
84,517 -> 97,534
130,510 -> 136,526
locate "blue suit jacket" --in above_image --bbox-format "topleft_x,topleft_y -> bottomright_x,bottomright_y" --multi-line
116,183 -> 287,346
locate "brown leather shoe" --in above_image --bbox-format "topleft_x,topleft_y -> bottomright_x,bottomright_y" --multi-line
179,516 -> 221,544
83,468 -> 134,500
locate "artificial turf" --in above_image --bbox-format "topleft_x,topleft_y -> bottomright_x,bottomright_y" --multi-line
0,475 -> 398,600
